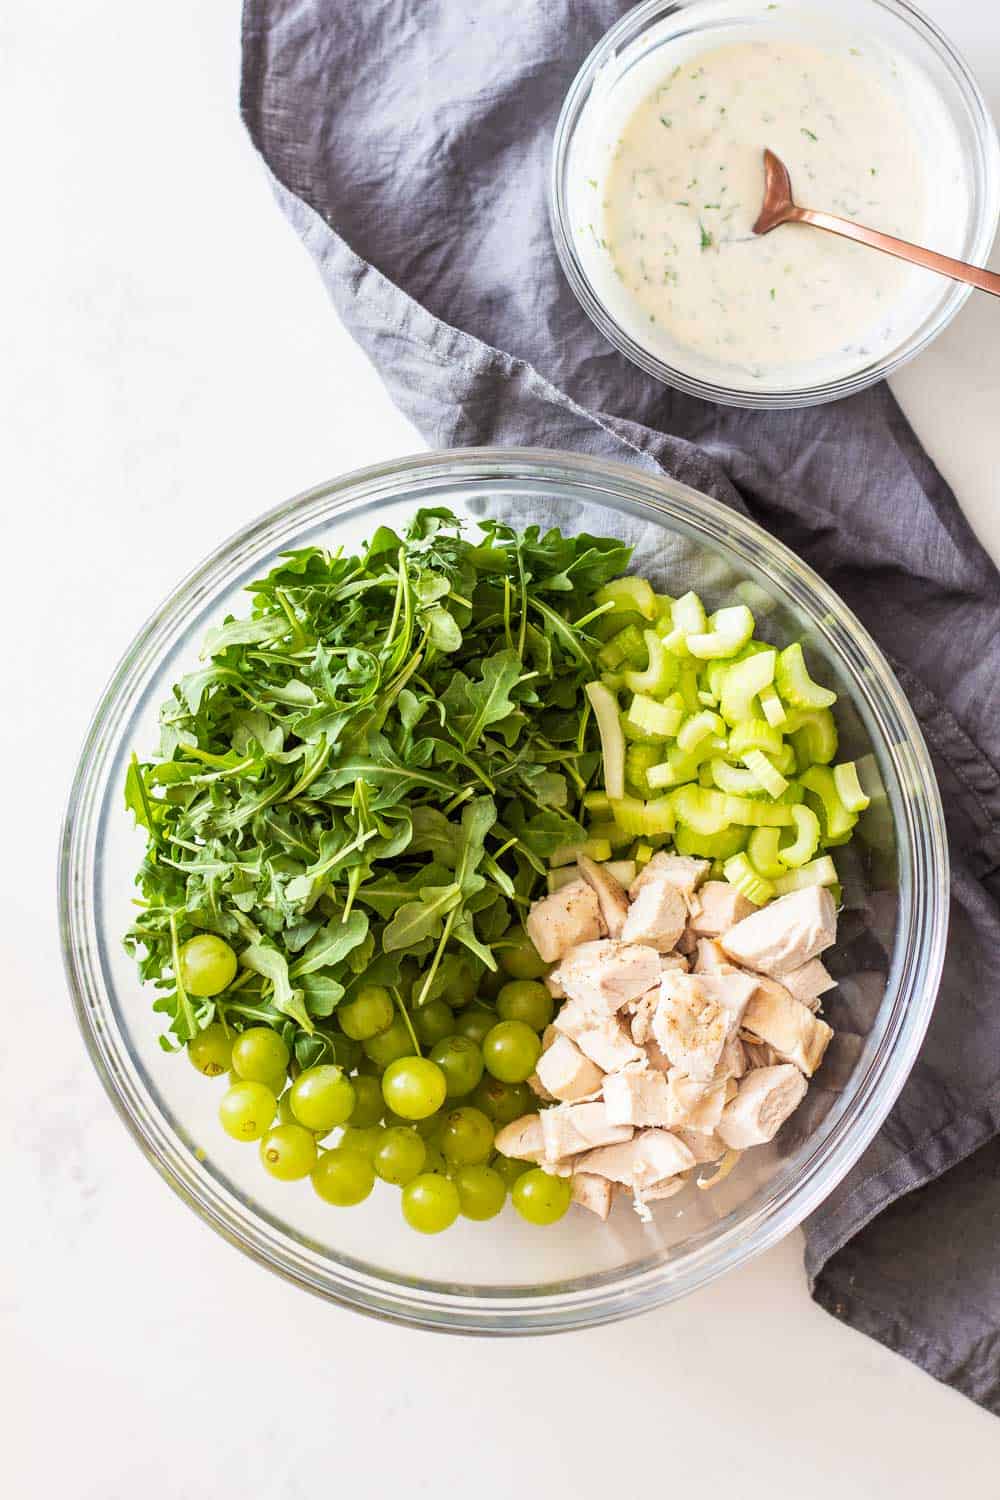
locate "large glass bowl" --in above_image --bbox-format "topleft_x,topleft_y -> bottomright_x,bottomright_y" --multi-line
549,0 -> 1000,408
60,449 -> 948,1332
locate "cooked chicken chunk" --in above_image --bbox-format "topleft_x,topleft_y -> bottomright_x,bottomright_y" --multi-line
621,872 -> 687,952
782,957 -> 836,1008
603,1065 -> 675,1128
551,940 -> 662,1017
576,1129 -> 695,1187
743,1039 -> 782,1070
693,938 -> 735,975
540,1101 -> 633,1162
672,1126 -> 726,1164
666,1070 -> 728,1133
629,852 -> 710,911
716,1034 -> 746,1081
577,854 -> 629,939
717,1064 -> 808,1149
653,972 -> 756,1082
686,881 -> 756,936
627,989 -> 660,1046
741,977 -> 833,1077
720,886 -> 837,977
534,1034 -> 604,1103
494,1114 -> 545,1162
553,1002 -> 647,1071
571,1172 -> 614,1221
525,879 -> 602,963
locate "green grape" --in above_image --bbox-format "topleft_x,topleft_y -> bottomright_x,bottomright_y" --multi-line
187,1022 -> 233,1078
311,1148 -> 375,1206
218,1081 -> 277,1142
384,1108 -> 440,1138
454,1164 -> 507,1221
421,1142 -> 449,1177
492,1154 -> 531,1190
454,1007 -> 496,1046
339,1125 -> 383,1161
258,1122 -> 317,1181
362,1017 -> 416,1070
498,925 -> 547,981
429,1035 -> 484,1098
381,1057 -> 447,1121
472,1076 -> 534,1127
401,1174 -> 460,1234
277,1090 -> 318,1129
338,983 -> 395,1041
496,980 -> 553,1032
413,999 -> 455,1047
348,1074 -> 385,1129
482,1021 -> 542,1084
354,1054 -> 382,1078
289,1065 -> 356,1132
440,1106 -> 495,1167
439,955 -> 478,1008
374,1126 -> 426,1186
231,1026 -> 290,1084
477,966 -> 504,1002
179,933 -> 238,997
512,1168 -> 572,1225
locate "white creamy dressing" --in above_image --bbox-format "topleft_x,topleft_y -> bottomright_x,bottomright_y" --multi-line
571,26 -> 967,390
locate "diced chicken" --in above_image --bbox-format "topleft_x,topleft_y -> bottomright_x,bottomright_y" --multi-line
577,855 -> 629,939
720,887 -> 837,977
551,940 -> 662,1018
603,1065 -> 675,1127
629,852 -> 710,911
541,1024 -> 558,1051
741,977 -> 833,1077
571,1172 -> 614,1221
494,1114 -> 544,1162
540,1101 -> 633,1162
782,957 -> 837,1009
653,972 -> 756,1081
576,1129 -> 695,1187
717,1065 -> 808,1149
621,872 -> 687,952
687,881 -> 756,936
527,1072 -> 556,1103
627,989 -> 660,1046
672,1126 -> 726,1164
666,1070 -> 727,1132
525,879 -> 602,964
534,1034 -> 604,1103
545,972 -> 566,1001
694,938 -> 735,975
645,1039 -> 672,1074
575,1019 -> 646,1072
743,1039 -> 782,1070
659,952 -> 690,974
716,1034 -> 746,1081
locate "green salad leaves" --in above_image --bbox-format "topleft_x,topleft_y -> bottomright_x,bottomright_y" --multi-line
125,508 -> 630,1069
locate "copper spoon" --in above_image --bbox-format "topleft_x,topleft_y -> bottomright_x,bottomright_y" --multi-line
753,148 -> 1000,297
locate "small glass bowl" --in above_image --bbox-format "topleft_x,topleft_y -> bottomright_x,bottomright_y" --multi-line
549,0 -> 1000,408
60,449 -> 948,1332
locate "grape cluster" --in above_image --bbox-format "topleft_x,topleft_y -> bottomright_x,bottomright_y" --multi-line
183,926 -> 572,1234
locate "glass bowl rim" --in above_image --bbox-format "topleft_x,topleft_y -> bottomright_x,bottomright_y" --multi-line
59,446 -> 949,1333
548,0 -> 1000,409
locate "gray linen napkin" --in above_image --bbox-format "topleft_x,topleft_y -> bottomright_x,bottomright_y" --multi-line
240,0 -> 1000,1409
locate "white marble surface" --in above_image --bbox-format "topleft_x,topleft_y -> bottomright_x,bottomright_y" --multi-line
5,2 -> 1000,1493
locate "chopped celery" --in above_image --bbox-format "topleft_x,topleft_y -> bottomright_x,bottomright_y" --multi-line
600,670 -> 626,692
671,786 -> 733,836
779,804 -> 821,868
677,709 -> 725,753
720,650 -> 776,725
673,822 -> 748,860
785,707 -> 838,767
662,591 -> 706,656
833,761 -> 871,813
776,779 -> 805,805
547,866 -> 578,893
698,762 -> 715,788
772,855 -> 838,896
775,643 -> 837,711
586,819 -> 633,850
625,692 -> 685,741
626,743 -> 665,798
800,765 -> 857,841
746,827 -> 785,879
758,684 -> 788,728
610,795 -> 675,836
633,841 -> 655,866
728,718 -> 783,758
549,838 -> 613,868
725,797 -> 796,827
687,604 -> 755,660
597,623 -> 647,672
595,575 -> 657,621
648,739 -> 722,790
743,748 -> 789,799
771,742 -> 797,776
698,689 -> 718,707
593,609 -> 644,643
549,857 -> 637,893
723,852 -> 774,905
585,681 -> 625,800
710,759 -> 765,796
623,629 -> 680,697
607,859 -> 638,886
583,790 -> 611,817
677,663 -> 702,714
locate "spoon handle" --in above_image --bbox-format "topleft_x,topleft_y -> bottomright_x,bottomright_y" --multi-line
787,207 -> 1000,297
